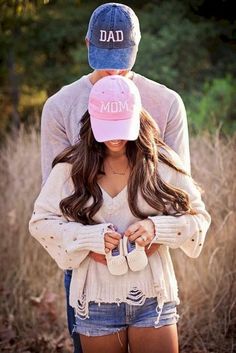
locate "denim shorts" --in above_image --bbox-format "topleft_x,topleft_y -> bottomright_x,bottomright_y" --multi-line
73,297 -> 179,337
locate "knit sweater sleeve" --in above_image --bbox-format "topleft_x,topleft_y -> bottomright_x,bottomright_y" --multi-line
149,151 -> 211,258
29,163 -> 112,270
164,93 -> 191,174
41,98 -> 71,185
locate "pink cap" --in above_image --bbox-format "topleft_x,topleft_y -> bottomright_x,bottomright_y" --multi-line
88,75 -> 142,142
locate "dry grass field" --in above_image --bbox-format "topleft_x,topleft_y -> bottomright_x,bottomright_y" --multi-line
0,128 -> 235,353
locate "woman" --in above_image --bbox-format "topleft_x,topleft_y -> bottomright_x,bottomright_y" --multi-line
29,75 -> 211,353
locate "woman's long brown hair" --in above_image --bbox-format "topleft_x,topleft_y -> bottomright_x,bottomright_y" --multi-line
52,110 -> 196,225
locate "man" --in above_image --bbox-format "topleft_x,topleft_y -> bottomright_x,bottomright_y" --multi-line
40,3 -> 190,353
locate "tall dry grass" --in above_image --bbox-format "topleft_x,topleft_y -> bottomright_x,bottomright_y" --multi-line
0,128 -> 235,353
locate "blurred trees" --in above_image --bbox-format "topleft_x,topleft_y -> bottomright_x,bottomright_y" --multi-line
0,0 -> 236,138
186,76 -> 236,133
134,0 -> 236,133
0,0 -> 93,135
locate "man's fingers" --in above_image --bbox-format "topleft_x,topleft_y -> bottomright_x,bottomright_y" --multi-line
89,252 -> 107,265
145,244 -> 160,257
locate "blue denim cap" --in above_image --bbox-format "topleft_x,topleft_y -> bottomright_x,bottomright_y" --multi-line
86,3 -> 141,70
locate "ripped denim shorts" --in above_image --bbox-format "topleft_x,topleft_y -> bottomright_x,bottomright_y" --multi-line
73,297 -> 179,337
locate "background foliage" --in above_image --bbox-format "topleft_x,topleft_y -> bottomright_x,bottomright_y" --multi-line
0,0 -> 236,139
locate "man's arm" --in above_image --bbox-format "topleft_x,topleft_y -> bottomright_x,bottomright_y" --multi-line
41,97 -> 71,185
164,93 -> 191,174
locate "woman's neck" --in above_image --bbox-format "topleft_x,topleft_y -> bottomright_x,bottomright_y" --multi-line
105,150 -> 127,159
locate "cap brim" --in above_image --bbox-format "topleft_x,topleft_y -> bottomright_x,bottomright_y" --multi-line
88,44 -> 138,70
90,116 -> 140,142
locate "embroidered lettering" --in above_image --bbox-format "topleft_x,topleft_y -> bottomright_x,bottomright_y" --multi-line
107,31 -> 115,42
99,30 -> 124,42
116,30 -> 123,42
101,102 -> 110,112
101,101 -> 129,113
99,30 -> 107,42
119,101 -> 129,111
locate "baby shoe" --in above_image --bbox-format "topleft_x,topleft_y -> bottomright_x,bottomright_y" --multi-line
106,238 -> 128,276
123,236 -> 148,272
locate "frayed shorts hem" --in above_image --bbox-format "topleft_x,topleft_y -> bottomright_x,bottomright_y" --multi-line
74,319 -> 179,337
73,298 -> 179,337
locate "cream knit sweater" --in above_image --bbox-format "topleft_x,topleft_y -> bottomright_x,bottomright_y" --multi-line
29,149 -> 211,320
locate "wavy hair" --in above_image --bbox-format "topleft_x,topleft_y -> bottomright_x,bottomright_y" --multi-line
52,109 -> 196,224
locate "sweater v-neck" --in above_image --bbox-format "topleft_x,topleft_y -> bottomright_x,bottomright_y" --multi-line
99,184 -> 127,201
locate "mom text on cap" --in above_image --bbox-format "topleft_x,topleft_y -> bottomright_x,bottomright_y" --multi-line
100,101 -> 129,113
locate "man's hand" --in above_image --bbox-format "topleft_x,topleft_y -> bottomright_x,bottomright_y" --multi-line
89,252 -> 107,265
145,243 -> 160,257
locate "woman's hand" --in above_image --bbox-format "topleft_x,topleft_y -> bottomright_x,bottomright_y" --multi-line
124,219 -> 156,247
104,230 -> 121,254
89,230 -> 121,265
90,221 -> 159,265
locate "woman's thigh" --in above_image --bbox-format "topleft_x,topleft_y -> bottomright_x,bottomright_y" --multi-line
80,330 -> 128,353
74,301 -> 129,352
128,324 -> 179,353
